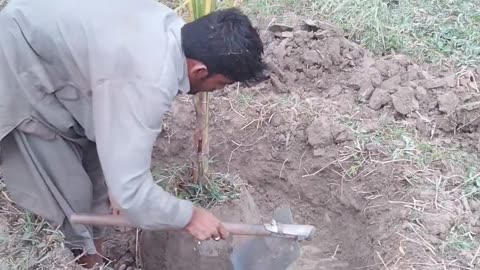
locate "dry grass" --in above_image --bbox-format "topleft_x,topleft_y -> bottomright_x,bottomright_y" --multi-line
221,83 -> 323,134
0,181 -> 77,270
330,116 -> 480,268
152,163 -> 242,209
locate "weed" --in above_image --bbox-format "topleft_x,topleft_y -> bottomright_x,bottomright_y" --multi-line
245,0 -> 480,67
448,224 -> 478,252
464,166 -> 480,199
152,164 -> 241,209
238,93 -> 255,107
0,202 -> 67,270
341,138 -> 368,177
336,118 -> 480,191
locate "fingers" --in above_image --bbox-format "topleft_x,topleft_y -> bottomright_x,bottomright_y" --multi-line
185,207 -> 230,242
189,226 -> 227,241
211,232 -> 221,241
218,223 -> 229,240
188,227 -> 216,241
189,230 -> 210,241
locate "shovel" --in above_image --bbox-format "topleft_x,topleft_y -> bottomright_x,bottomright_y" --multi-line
70,207 -> 315,270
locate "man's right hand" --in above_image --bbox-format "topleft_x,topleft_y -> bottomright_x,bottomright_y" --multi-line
185,207 -> 229,241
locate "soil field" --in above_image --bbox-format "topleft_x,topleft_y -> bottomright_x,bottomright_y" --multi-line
146,21 -> 480,270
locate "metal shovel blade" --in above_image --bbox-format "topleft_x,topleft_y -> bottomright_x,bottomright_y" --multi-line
230,207 -> 302,270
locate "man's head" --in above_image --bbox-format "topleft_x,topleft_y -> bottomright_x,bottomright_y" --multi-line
181,8 -> 267,95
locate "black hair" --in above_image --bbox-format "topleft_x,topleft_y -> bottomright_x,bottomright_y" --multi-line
181,8 -> 267,84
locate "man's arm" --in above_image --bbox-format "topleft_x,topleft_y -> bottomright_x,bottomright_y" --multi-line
92,79 -> 193,229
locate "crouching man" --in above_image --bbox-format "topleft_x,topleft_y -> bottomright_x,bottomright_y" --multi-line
0,0 -> 266,268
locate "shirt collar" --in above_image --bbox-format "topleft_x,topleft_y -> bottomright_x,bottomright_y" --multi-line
169,17 -> 190,94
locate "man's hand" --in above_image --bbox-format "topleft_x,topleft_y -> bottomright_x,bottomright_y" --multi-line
108,191 -> 121,215
185,207 -> 229,241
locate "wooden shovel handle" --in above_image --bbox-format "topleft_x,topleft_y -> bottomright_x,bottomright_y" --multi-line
71,213 -> 133,227
70,213 -> 265,234
70,213 -> 315,240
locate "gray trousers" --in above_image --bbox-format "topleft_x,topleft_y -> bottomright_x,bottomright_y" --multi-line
0,121 -> 110,255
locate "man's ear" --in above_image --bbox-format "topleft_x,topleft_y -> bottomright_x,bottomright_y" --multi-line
187,59 -> 209,80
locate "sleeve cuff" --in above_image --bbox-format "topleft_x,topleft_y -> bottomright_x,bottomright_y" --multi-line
174,199 -> 194,228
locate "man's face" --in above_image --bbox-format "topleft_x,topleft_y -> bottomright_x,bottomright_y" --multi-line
186,59 -> 234,95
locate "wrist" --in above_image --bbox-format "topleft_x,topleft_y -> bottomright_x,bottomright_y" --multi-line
177,200 -> 195,228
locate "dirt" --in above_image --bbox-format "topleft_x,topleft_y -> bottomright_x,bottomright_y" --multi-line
141,19 -> 480,269
438,91 -> 460,115
392,87 -> 420,115
306,116 -> 334,147
139,184 -> 261,270
368,88 -> 390,110
1,6 -> 480,270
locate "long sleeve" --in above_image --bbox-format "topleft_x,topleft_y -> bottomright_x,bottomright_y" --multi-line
92,79 -> 193,230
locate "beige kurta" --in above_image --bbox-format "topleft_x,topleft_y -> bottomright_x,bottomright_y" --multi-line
0,0 -> 194,252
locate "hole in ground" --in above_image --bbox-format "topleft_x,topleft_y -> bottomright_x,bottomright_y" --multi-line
137,172 -> 376,270
250,172 -> 376,270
